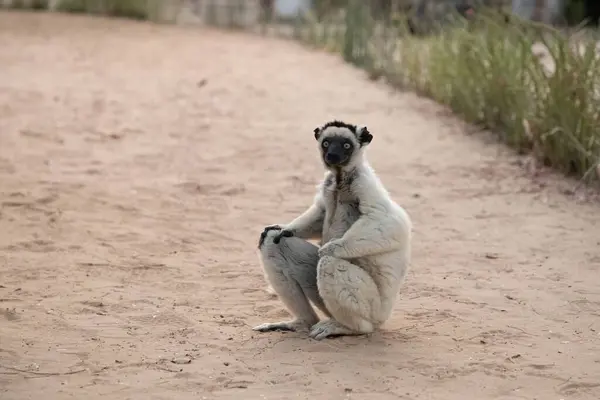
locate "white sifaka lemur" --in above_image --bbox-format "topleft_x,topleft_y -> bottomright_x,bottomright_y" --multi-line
254,120 -> 412,340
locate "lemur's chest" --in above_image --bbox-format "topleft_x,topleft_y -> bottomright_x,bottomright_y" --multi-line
320,177 -> 361,245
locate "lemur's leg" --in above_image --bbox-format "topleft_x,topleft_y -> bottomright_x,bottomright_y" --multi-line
309,255 -> 382,340
254,230 -> 330,333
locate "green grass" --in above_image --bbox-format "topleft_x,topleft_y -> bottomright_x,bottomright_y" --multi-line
295,6 -> 600,183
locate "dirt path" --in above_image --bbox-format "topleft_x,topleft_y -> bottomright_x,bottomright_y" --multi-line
1,11 -> 599,400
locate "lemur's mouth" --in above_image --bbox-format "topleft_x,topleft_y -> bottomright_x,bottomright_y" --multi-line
324,155 -> 350,167
325,154 -> 341,164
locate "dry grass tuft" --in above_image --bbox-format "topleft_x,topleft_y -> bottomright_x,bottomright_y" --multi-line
297,5 -> 600,183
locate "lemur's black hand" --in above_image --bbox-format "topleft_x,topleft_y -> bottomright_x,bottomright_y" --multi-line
263,225 -> 283,233
258,225 -> 289,248
272,229 -> 293,244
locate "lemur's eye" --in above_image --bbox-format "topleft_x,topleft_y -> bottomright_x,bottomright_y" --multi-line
322,141 -> 329,148
343,142 -> 351,149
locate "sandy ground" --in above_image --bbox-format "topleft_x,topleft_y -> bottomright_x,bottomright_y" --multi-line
1,11 -> 599,400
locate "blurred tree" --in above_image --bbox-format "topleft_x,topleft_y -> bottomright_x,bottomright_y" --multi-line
584,0 -> 600,26
564,0 -> 587,25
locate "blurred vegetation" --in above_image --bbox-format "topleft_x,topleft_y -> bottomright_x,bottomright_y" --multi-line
30,0 -> 48,9
292,1 -> 600,183
564,0 -> 586,25
0,0 -> 174,22
55,0 -> 160,20
1,0 -> 598,183
4,0 -> 49,10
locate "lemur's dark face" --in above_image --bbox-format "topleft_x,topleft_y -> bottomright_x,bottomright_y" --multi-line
313,121 -> 373,168
320,134 -> 355,167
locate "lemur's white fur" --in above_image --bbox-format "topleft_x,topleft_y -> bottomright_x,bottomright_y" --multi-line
255,121 -> 412,340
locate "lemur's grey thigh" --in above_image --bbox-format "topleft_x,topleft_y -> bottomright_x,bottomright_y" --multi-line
258,231 -> 330,317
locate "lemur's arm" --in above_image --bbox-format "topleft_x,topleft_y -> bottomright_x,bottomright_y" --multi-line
283,199 -> 326,241
319,210 -> 409,259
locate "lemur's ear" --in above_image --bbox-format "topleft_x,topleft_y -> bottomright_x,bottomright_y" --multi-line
357,126 -> 373,146
313,127 -> 322,140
